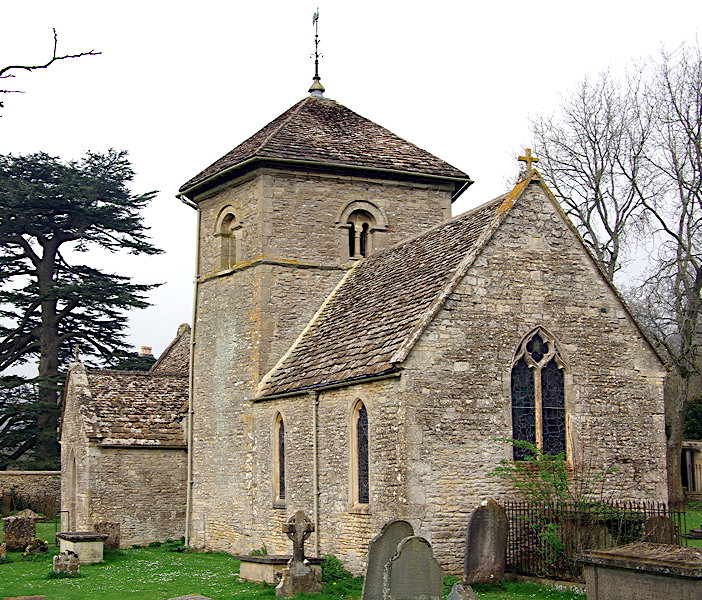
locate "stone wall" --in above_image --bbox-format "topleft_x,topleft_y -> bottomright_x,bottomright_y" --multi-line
240,184 -> 667,576
0,471 -> 60,498
88,447 -> 187,547
189,166 -> 455,555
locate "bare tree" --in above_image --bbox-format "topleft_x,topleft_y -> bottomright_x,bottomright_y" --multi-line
530,41 -> 702,505
0,28 -> 100,111
531,72 -> 653,282
630,42 -> 702,506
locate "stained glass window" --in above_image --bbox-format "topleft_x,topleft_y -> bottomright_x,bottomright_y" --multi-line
511,357 -> 536,460
357,403 -> 369,504
511,331 -> 566,459
541,359 -> 565,456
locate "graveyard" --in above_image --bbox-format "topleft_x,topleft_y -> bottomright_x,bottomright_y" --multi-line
2,502 -> 702,599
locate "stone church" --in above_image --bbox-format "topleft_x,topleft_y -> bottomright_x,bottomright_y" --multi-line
61,78 -> 668,574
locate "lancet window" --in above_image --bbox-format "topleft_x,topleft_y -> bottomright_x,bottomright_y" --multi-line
274,413 -> 286,503
352,401 -> 369,504
511,330 -> 566,460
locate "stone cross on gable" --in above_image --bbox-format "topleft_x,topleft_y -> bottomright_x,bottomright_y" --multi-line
518,148 -> 539,171
282,510 -> 315,563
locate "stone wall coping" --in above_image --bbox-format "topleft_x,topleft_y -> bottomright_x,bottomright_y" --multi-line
0,471 -> 61,476
56,531 -> 109,542
234,554 -> 324,565
580,542 -> 702,578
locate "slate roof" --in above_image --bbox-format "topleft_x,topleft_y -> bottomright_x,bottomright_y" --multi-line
179,96 -> 471,195
80,370 -> 188,446
257,193 -> 509,397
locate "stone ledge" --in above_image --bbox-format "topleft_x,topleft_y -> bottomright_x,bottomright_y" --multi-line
57,531 -> 109,543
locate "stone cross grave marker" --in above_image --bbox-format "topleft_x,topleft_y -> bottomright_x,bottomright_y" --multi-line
362,519 -> 415,600
282,510 -> 314,563
383,536 -> 443,600
276,511 -> 322,598
464,499 -> 508,584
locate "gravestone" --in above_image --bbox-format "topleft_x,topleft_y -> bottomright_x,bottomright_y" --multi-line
464,499 -> 508,584
447,581 -> 480,600
0,542 -> 6,560
23,538 -> 48,556
362,519 -> 415,600
52,550 -> 80,577
2,516 -> 35,551
642,515 -> 677,544
275,511 -> 322,598
383,536 -> 443,600
93,521 -> 121,549
166,596 -> 215,600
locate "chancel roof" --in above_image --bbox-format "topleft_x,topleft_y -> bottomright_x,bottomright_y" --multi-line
257,192 -> 511,398
179,96 -> 471,196
80,370 -> 188,446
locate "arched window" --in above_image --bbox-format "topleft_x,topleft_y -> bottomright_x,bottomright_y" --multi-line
511,330 -> 566,460
347,210 -> 373,258
352,401 -> 369,504
214,207 -> 243,269
337,201 -> 388,260
274,413 -> 286,503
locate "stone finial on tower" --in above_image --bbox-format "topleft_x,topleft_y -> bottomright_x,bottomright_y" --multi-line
309,7 -> 325,97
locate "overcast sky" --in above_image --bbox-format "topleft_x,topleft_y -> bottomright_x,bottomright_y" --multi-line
1,1 -> 700,360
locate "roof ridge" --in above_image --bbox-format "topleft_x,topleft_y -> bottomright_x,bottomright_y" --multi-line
252,97 -> 311,157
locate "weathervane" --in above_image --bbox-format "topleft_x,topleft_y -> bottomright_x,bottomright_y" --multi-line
309,7 -> 325,97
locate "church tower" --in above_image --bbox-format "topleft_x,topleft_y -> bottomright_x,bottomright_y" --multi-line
178,76 -> 471,552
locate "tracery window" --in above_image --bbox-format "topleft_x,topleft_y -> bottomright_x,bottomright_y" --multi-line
352,401 -> 369,504
511,330 -> 566,460
274,413 -> 286,503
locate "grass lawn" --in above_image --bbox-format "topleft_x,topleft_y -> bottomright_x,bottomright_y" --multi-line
685,502 -> 702,548
0,543 -> 585,600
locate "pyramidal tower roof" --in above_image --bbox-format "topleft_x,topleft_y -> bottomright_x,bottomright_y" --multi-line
179,96 -> 472,198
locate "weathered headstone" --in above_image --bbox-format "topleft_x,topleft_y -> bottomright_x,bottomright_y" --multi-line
23,538 -> 48,556
464,499 -> 508,584
642,515 -> 677,544
2,516 -> 36,551
275,511 -> 322,598
52,550 -> 80,577
362,519 -> 415,600
93,521 -> 121,549
0,542 -> 6,560
447,581 -> 480,600
383,536 -> 443,600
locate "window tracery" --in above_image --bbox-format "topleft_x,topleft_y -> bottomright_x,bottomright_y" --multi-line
511,330 -> 566,460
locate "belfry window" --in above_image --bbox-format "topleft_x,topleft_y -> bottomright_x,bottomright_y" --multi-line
274,413 -> 286,503
337,201 -> 388,261
347,210 -> 373,258
511,330 -> 566,460
215,207 -> 243,270
352,401 -> 369,504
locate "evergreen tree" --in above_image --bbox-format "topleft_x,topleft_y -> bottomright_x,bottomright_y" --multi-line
0,149 -> 161,468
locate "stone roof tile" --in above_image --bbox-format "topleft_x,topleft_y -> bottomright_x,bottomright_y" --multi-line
80,370 -> 188,446
258,194 -> 506,397
179,97 -> 470,195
